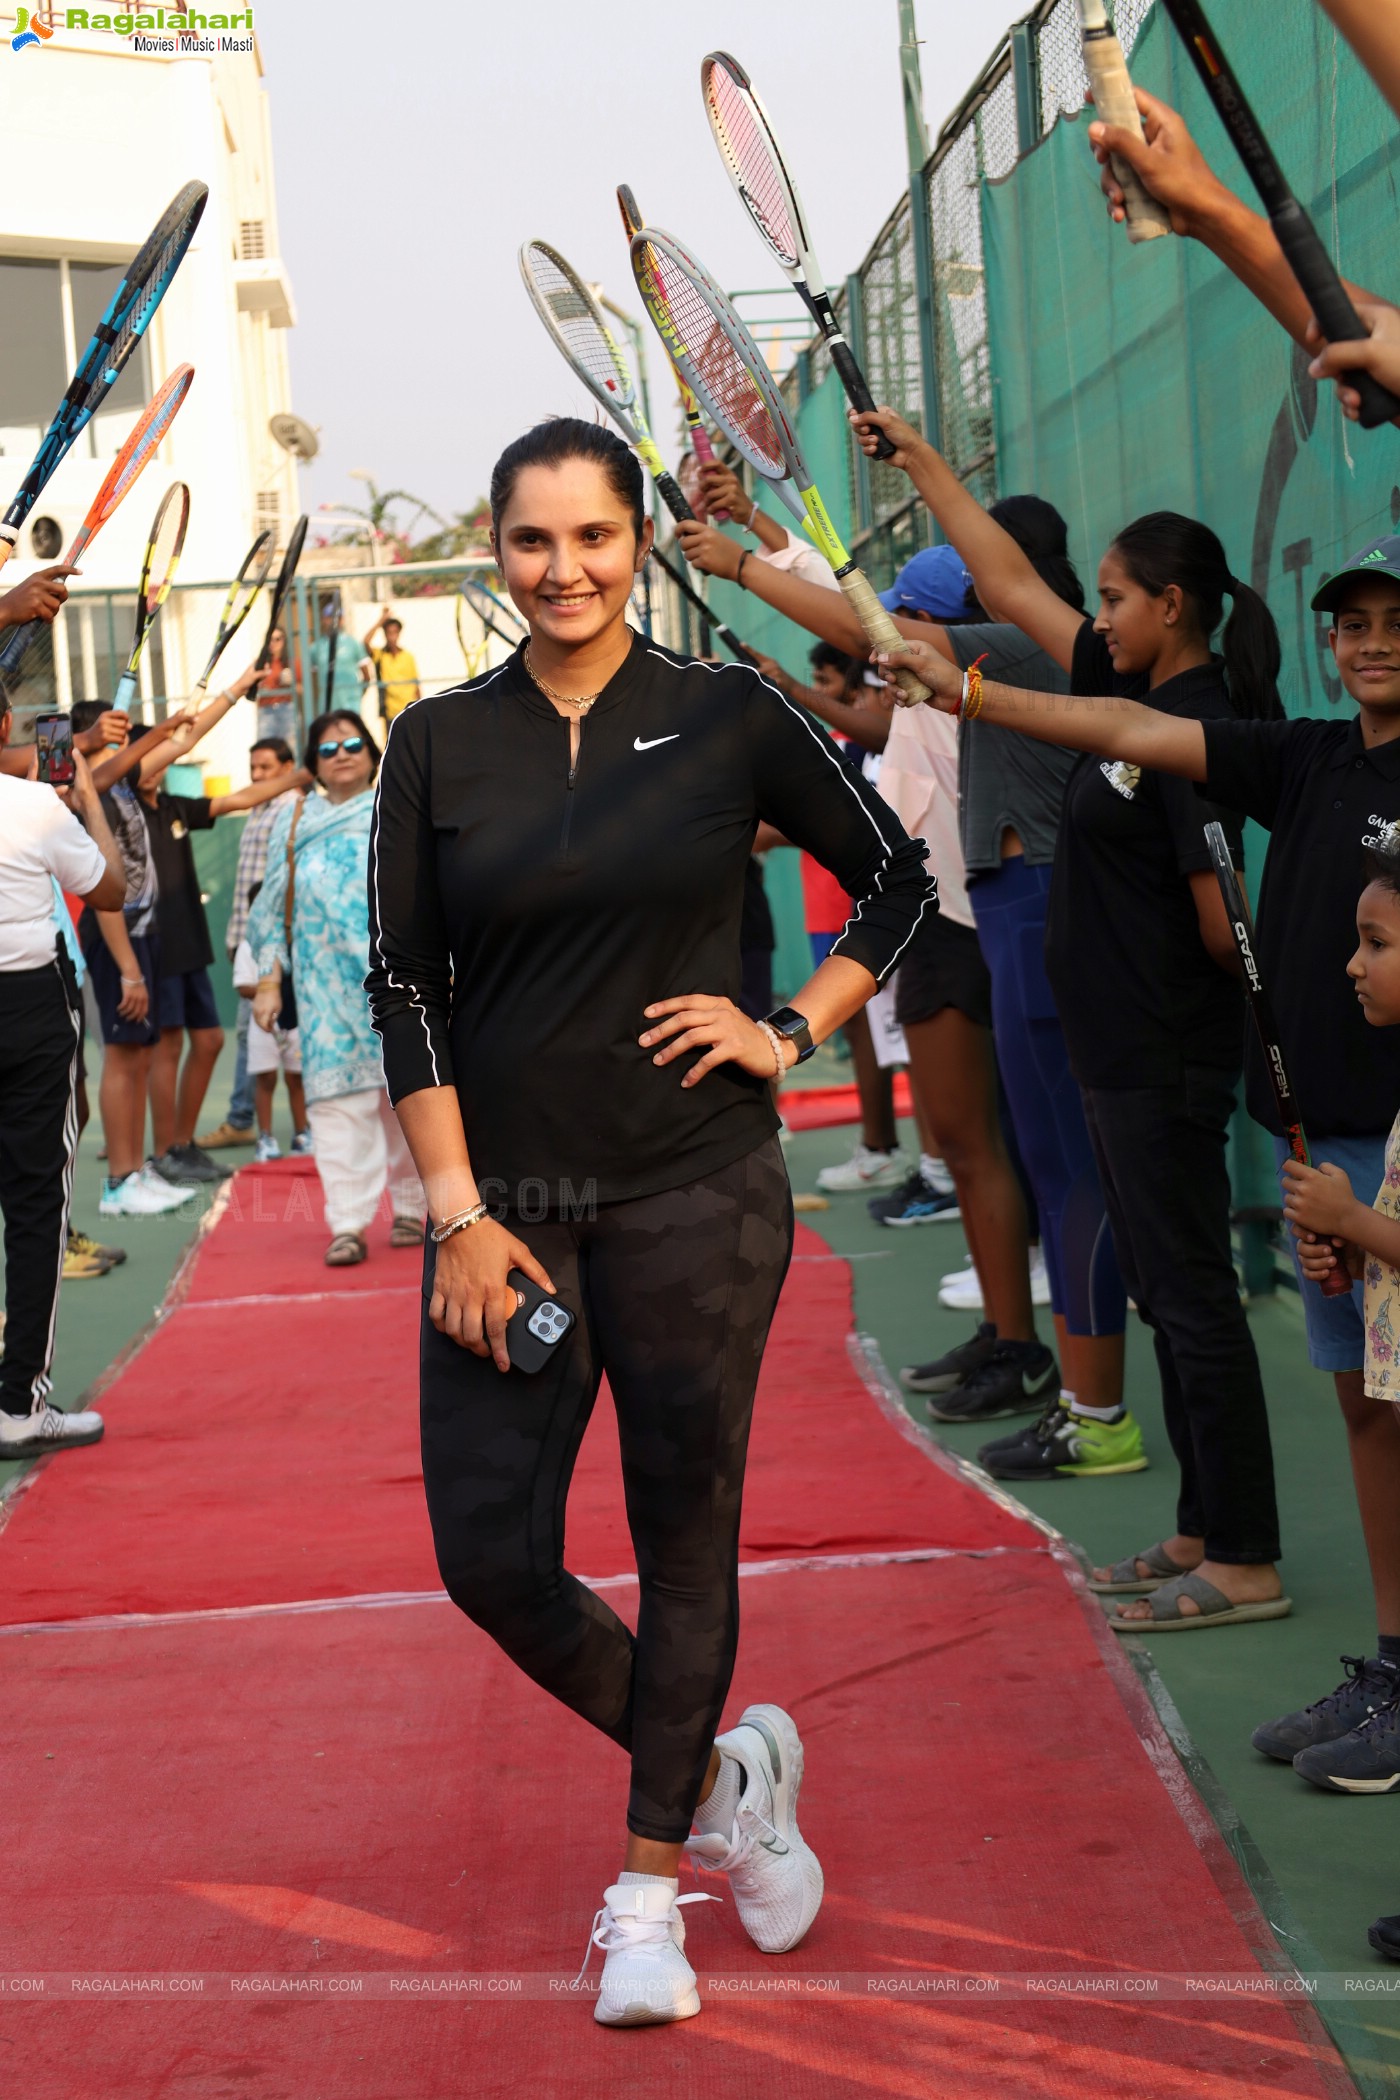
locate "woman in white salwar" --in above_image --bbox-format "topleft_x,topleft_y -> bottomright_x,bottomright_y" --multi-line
247,709 -> 423,1265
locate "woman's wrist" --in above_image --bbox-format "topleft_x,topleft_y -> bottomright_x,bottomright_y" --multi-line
735,550 -> 750,591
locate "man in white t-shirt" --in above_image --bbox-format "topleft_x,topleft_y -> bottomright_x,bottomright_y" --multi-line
0,700 -> 126,1459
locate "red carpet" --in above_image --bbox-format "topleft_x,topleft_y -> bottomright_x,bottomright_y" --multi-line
0,1165 -> 1032,1625
780,1073 -> 914,1132
0,1158 -> 1351,2095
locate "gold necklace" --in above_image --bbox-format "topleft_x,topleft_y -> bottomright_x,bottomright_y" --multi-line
524,647 -> 602,715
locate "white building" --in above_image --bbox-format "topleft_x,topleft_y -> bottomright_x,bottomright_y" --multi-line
0,9 -> 300,783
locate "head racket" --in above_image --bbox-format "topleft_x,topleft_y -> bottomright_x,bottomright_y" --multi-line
110,479 -> 190,712
192,528 -> 276,696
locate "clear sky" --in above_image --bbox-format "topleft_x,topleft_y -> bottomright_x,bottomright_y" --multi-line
256,0 -> 1001,530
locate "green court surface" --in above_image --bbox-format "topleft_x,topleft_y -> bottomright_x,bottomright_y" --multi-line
7,1044 -> 1400,2090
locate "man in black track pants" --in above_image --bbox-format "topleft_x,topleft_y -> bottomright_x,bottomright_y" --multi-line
0,701 -> 127,1460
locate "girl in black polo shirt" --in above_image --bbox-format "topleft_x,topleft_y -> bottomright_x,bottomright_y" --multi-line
366,419 -> 933,2028
854,406 -> 1288,1640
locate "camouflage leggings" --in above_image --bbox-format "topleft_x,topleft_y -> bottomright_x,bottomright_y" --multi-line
419,1136 -> 793,1842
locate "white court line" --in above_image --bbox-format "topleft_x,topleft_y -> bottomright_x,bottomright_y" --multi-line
0,1544 -> 1042,1640
177,1286 -> 420,1312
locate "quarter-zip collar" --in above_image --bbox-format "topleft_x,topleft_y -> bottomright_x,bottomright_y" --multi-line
505,625 -> 650,725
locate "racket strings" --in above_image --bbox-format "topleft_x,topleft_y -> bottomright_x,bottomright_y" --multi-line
705,65 -> 800,266
143,488 -> 188,612
636,241 -> 785,476
523,245 -> 632,404
94,374 -> 192,524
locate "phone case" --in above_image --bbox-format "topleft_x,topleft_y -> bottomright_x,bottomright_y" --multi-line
505,1268 -> 576,1374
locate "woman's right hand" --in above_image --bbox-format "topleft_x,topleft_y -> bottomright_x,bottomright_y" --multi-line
873,636 -> 962,712
848,405 -> 924,470
431,1217 -> 556,1371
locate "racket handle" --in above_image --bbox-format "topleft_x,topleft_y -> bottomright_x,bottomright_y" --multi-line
1271,203 -> 1400,428
1082,28 -> 1173,244
690,429 -> 731,524
654,472 -> 696,525
111,671 -> 138,714
0,616 -> 40,681
828,343 -> 896,460
839,568 -> 931,707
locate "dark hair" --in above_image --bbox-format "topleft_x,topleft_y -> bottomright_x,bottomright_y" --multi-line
989,494 -> 1085,613
250,736 -> 294,765
1109,510 -> 1283,722
809,640 -> 865,699
70,699 -> 107,734
490,416 -> 645,538
1362,844 -> 1400,902
304,709 -> 380,781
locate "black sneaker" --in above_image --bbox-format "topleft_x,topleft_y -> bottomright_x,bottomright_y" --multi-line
925,1341 -> 1059,1424
977,1392 -> 1068,1467
866,1167 -> 961,1228
1294,1694 -> 1400,1793
151,1143 -> 231,1187
1251,1656 -> 1400,1763
1369,1913 -> 1400,1961
900,1322 -> 998,1394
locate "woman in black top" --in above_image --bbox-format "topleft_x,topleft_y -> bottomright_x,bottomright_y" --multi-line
851,406 -> 1289,1636
365,420 -> 933,2028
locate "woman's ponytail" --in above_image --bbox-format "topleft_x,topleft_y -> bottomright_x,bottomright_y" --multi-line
1111,511 -> 1284,723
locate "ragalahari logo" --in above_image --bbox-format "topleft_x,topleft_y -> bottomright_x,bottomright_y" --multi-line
11,8 -> 54,50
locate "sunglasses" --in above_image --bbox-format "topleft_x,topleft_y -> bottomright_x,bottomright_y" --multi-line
317,735 -> 365,759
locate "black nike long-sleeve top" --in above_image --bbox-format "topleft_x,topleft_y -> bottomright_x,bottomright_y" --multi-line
366,633 -> 936,1209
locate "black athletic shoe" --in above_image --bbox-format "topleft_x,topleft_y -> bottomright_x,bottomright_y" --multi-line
925,1340 -> 1059,1424
1251,1656 -> 1400,1763
151,1142 -> 231,1187
900,1322 -> 998,1395
866,1167 -> 960,1228
1294,1695 -> 1400,1794
976,1392 -> 1067,1467
1369,1913 -> 1400,1961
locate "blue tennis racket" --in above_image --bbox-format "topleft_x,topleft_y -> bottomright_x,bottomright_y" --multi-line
0,180 -> 207,572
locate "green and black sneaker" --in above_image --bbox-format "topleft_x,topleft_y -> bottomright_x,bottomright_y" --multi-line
978,1403 -> 1148,1481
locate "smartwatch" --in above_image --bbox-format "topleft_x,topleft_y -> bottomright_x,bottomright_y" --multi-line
764,1005 -> 816,1065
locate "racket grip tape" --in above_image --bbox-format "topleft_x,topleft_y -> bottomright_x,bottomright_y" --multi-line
827,342 -> 897,461
1082,33 -> 1173,244
839,569 -> 931,706
1271,204 -> 1400,428
0,616 -> 40,681
653,473 -> 696,526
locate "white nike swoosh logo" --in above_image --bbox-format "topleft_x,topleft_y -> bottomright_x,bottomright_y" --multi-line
633,734 -> 679,751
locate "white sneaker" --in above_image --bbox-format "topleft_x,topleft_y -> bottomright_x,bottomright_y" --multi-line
816,1143 -> 909,1193
98,1170 -> 188,1218
139,1163 -> 196,1208
254,1132 -> 282,1162
685,1704 -> 823,1954
938,1248 -> 1052,1312
0,1403 -> 104,1456
582,1883 -> 715,2026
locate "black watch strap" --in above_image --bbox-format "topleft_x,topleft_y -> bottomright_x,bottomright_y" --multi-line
765,1005 -> 816,1065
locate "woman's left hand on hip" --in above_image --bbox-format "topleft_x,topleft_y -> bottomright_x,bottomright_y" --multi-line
640,994 -> 786,1088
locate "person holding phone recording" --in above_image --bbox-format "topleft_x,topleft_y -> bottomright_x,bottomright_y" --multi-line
366,418 -> 933,2028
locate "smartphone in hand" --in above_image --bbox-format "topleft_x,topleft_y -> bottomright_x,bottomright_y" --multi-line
35,711 -> 75,787
505,1269 -> 576,1374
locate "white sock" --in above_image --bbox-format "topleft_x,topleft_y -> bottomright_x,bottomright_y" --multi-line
617,1870 -> 679,1894
920,1153 -> 952,1191
1073,1399 -> 1124,1423
692,1752 -> 742,1835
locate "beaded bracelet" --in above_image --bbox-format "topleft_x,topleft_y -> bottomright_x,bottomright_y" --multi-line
960,653 -> 990,721
429,1202 -> 490,1245
755,1020 -> 787,1081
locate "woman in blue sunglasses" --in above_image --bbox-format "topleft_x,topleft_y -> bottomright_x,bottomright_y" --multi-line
246,708 -> 423,1264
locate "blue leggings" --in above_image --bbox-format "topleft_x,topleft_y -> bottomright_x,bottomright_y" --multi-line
970,857 -> 1126,1339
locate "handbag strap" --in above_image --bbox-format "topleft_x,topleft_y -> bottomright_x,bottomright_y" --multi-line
283,794 -> 306,948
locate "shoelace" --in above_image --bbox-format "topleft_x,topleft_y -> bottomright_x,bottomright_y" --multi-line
684,1794 -> 784,1880
1302,1655 -> 1398,1719
573,1892 -> 718,1987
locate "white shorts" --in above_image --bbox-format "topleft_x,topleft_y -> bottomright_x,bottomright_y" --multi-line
246,1015 -> 301,1077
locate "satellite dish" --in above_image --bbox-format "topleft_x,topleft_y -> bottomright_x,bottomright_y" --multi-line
269,412 -> 320,462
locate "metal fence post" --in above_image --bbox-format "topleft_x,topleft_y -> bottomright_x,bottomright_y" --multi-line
1010,22 -> 1041,156
845,272 -> 873,537
898,0 -> 941,531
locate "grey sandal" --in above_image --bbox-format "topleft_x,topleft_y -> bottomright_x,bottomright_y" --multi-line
1110,1570 -> 1293,1634
325,1231 -> 368,1267
1087,1541 -> 1197,1596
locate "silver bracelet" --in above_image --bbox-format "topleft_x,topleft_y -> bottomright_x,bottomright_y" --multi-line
746,498 -> 759,533
429,1202 -> 490,1244
756,1020 -> 787,1081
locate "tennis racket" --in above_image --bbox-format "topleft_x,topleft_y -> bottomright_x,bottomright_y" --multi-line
254,513 -> 308,672
701,52 -> 895,461
0,362 -> 195,691
190,527 -> 275,696
460,573 -> 526,645
1077,1 -> 1171,243
520,238 -> 699,525
617,183 -> 730,523
1203,821 -> 1350,1296
452,588 -> 493,676
649,543 -> 752,663
110,480 -> 190,713
631,227 -> 930,706
1163,0 -> 1400,426
0,181 -> 207,573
